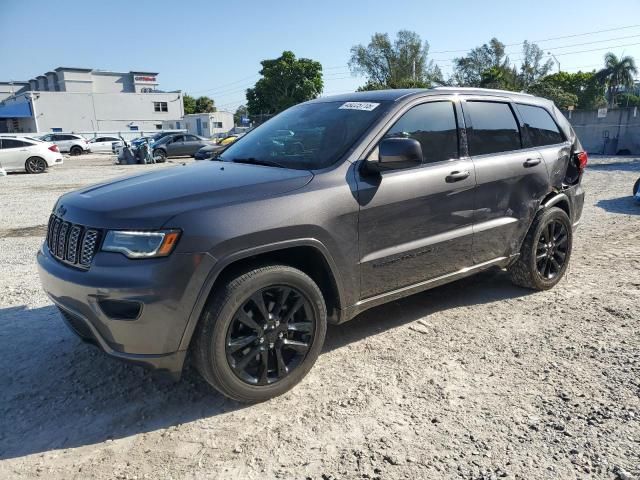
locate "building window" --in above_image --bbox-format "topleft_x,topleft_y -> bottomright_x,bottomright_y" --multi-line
156,124 -> 163,130
51,127 -> 63,132
213,121 -> 223,128
153,102 -> 168,112
141,87 -> 153,93
202,121 -> 208,129
185,122 -> 190,129
129,125 -> 139,131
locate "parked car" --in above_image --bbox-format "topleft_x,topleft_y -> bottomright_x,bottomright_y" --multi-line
215,134 -> 242,146
87,136 -> 123,153
38,88 -> 586,402
38,133 -> 90,155
0,135 -> 63,173
194,144 -> 225,160
151,133 -> 212,162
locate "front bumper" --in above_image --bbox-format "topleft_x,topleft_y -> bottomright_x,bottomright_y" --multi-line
37,245 -> 216,378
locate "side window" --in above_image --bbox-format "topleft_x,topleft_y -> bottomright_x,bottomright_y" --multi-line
185,135 -> 199,141
465,101 -> 521,155
172,135 -> 184,143
383,101 -> 459,164
1,139 -> 27,149
517,104 -> 565,147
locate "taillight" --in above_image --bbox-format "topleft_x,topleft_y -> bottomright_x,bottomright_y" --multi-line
576,151 -> 588,172
48,144 -> 59,152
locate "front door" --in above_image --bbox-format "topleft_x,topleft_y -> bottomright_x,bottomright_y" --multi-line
460,98 -> 552,263
0,138 -> 27,170
357,99 -> 476,299
196,118 -> 203,136
167,135 -> 185,156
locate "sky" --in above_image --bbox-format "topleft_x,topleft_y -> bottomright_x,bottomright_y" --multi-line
2,0 -> 640,113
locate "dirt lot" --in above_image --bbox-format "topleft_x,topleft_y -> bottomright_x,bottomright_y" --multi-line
0,153 -> 638,480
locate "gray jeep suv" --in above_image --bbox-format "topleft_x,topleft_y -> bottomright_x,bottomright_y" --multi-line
38,88 -> 586,402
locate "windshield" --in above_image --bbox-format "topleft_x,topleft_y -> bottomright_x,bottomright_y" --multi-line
219,100 -> 389,170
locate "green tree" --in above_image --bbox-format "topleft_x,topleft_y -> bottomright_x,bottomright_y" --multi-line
526,82 -> 579,109
596,52 -> 638,107
453,38 -> 509,87
194,96 -> 216,113
349,30 -> 439,89
246,51 -> 323,115
528,71 -> 605,109
519,41 -> 554,89
234,105 -> 248,125
183,94 -> 196,115
480,65 -> 519,90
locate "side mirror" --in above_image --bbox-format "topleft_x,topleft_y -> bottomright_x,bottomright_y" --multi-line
367,137 -> 423,173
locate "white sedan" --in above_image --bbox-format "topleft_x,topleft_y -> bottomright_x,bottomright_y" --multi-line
87,136 -> 123,153
0,136 -> 63,173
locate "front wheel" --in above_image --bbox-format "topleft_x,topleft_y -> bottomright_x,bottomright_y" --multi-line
25,157 -> 47,174
153,149 -> 166,163
194,264 -> 327,402
633,177 -> 640,197
509,207 -> 573,290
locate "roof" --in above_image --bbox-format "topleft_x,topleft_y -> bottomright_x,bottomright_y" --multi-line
312,87 -> 545,105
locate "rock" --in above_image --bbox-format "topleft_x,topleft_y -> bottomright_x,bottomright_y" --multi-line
233,446 -> 243,454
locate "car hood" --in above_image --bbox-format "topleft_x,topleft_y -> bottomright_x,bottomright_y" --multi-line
55,161 -> 313,229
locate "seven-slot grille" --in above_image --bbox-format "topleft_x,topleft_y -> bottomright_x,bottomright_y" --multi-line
46,214 -> 101,269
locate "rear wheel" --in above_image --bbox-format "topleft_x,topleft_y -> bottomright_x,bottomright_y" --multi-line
509,207 -> 573,290
25,157 -> 47,174
194,264 -> 327,402
633,178 -> 640,196
69,145 -> 83,156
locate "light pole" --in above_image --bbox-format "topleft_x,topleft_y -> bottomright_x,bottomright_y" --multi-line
547,52 -> 561,73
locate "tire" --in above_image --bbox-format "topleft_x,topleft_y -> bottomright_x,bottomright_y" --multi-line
24,157 -> 47,174
69,145 -> 83,156
194,264 -> 327,403
153,149 -> 166,163
633,178 -> 640,197
508,207 -> 573,290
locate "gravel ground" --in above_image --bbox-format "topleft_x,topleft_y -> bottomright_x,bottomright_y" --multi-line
0,154 -> 638,480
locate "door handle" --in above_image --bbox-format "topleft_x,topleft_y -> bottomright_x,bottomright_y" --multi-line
446,170 -> 471,182
523,157 -> 542,167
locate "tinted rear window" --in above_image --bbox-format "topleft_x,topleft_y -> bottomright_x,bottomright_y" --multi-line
517,104 -> 565,147
1,138 -> 29,149
465,101 -> 521,155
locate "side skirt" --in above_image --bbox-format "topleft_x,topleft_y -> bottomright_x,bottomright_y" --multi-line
337,255 -> 515,324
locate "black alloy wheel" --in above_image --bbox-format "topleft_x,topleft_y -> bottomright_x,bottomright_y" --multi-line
535,219 -> 569,280
225,285 -> 315,385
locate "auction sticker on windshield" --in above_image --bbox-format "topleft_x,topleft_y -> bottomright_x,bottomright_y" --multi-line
339,102 -> 380,111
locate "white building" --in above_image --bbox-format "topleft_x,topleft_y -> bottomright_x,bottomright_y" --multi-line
0,67 -> 183,134
163,111 -> 234,138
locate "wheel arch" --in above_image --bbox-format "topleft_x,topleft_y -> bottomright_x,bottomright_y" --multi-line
539,191 -> 571,219
178,239 -> 345,352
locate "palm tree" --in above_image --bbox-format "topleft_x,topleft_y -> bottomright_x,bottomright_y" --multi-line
596,53 -> 638,107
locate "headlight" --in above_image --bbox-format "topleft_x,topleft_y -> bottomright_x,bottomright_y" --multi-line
102,230 -> 181,258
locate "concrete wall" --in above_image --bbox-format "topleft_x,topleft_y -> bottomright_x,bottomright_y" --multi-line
0,91 -> 183,133
565,107 -> 640,155
91,72 -> 134,93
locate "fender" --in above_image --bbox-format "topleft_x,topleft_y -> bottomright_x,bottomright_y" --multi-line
177,238 -> 346,351
539,192 -> 571,217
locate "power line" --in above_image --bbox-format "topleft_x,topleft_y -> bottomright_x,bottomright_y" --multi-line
430,23 -> 640,54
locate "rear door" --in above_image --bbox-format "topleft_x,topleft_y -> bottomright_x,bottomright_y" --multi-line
514,103 -> 572,190
356,98 -> 476,299
184,135 -> 205,155
0,138 -> 30,170
461,98 -> 550,263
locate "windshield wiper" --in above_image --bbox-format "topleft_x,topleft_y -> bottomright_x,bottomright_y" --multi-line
231,157 -> 286,168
